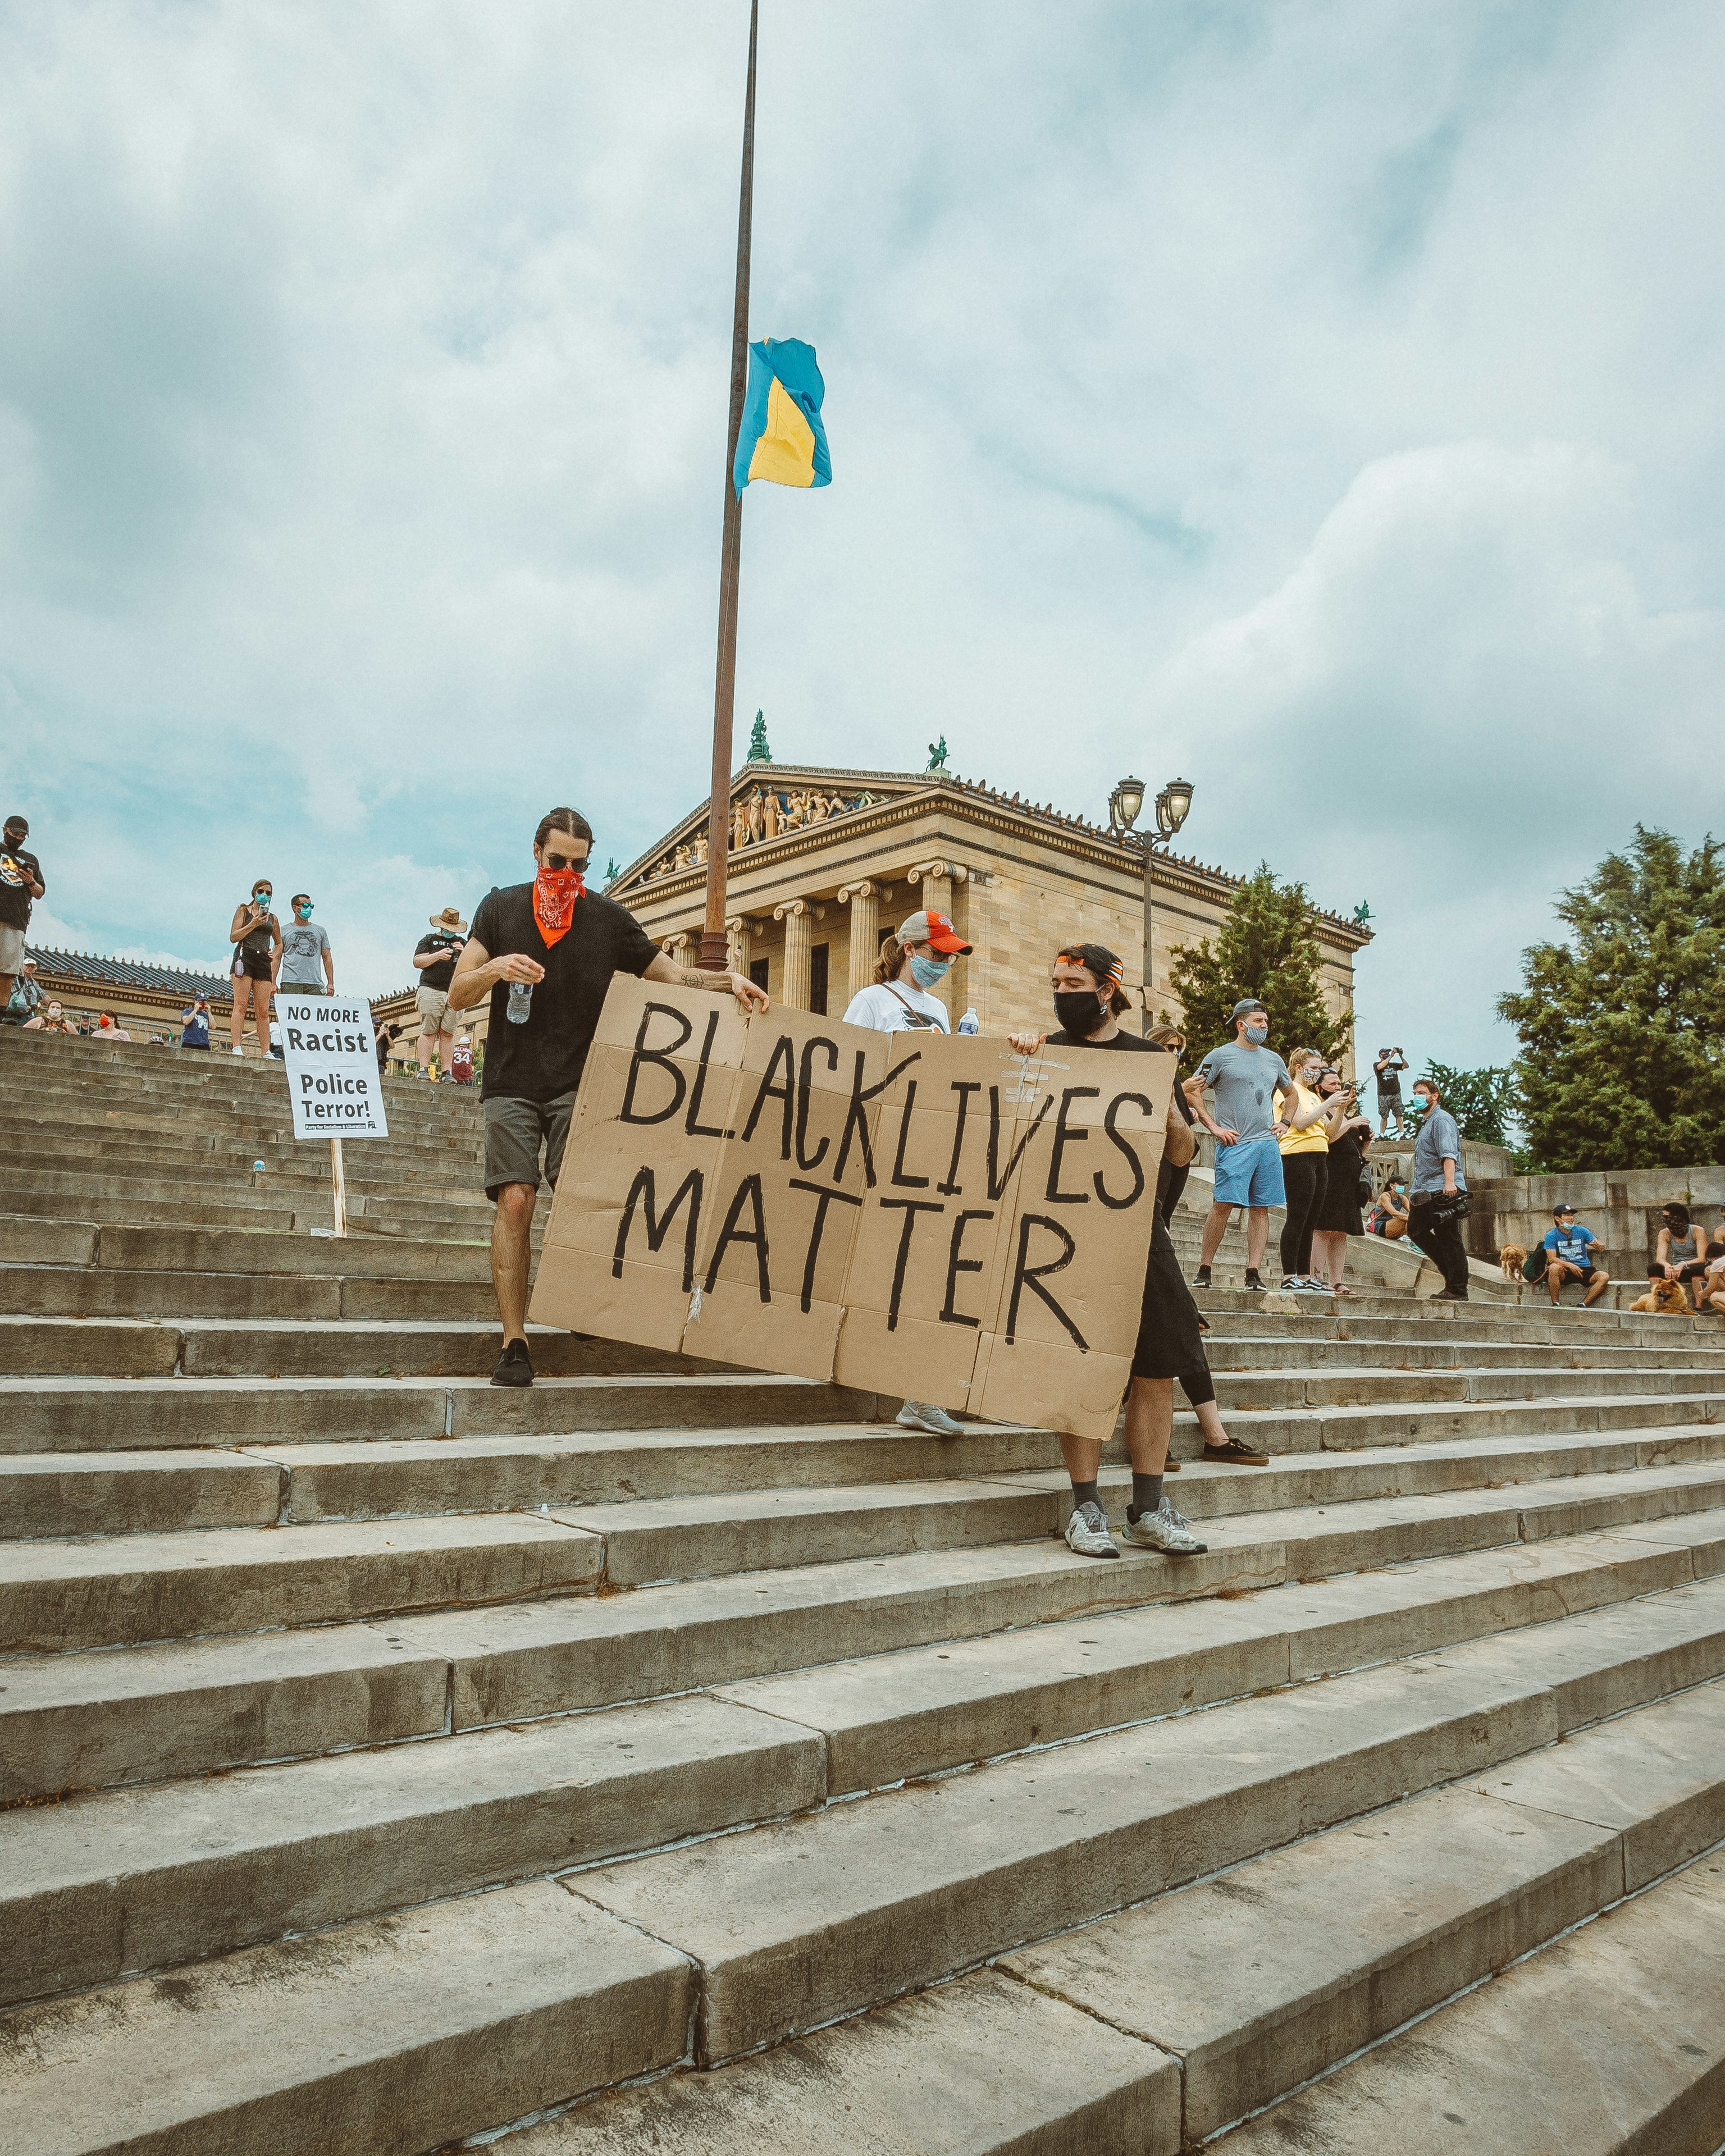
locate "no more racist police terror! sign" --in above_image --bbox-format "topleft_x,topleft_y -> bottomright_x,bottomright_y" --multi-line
529,977 -> 1171,1443
277,999 -> 390,1141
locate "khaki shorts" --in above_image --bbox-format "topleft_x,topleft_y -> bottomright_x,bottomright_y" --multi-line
416,985 -> 451,1031
0,924 -> 25,975
483,1091 -> 576,1200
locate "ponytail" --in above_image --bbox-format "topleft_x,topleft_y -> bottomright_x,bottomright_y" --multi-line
873,931 -> 906,987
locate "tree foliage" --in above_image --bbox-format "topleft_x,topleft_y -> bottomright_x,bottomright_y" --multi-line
1497,826 -> 1725,1172
1167,861 -> 1352,1070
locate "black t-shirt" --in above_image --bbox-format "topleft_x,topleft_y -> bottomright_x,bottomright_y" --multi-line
1047,1030 -> 1190,1108
0,844 -> 43,930
414,930 -> 466,991
469,881 -> 658,1103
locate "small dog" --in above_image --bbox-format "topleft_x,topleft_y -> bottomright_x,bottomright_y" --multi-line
1630,1277 -> 1691,1315
1498,1244 -> 1527,1280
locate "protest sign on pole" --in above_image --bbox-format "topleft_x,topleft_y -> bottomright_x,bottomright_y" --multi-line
276,997 -> 389,1236
528,977 -> 1169,1442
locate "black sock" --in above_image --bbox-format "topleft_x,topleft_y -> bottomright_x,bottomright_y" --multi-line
1127,1472 -> 1163,1522
1070,1478 -> 1100,1511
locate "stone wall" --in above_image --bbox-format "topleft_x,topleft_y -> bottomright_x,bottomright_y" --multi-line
1466,1163 -> 1725,1278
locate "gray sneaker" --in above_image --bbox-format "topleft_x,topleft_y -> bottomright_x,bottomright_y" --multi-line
1122,1496 -> 1208,1555
1064,1500 -> 1120,1559
896,1400 -> 965,1436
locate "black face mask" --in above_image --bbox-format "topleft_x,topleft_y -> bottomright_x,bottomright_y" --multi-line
1053,990 -> 1108,1038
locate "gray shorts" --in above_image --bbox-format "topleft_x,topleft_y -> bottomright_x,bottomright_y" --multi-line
0,925 -> 25,975
483,1090 -> 576,1200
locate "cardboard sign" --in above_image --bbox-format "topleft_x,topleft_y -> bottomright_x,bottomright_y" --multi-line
277,998 -> 390,1140
529,978 -> 1169,1440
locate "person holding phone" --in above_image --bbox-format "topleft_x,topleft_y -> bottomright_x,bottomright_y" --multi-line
228,880 -> 280,1056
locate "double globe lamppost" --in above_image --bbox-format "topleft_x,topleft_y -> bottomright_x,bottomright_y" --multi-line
1107,774 -> 1195,1036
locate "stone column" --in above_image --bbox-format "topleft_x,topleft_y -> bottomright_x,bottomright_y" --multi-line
909,859 -> 954,926
725,917 -> 748,975
839,880 -> 878,1006
775,898 -> 812,1010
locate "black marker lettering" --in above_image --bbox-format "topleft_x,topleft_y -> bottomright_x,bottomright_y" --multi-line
795,1036 -> 838,1172
703,1172 -> 772,1303
879,1197 -> 946,1331
684,1010 -> 730,1139
940,1208 -> 994,1327
619,1002 -> 692,1126
889,1079 -> 932,1189
611,1166 -> 704,1291
1094,1092 -> 1154,1209
1046,1085 -> 1099,1204
1005,1214 -> 1087,1349
740,1034 -> 797,1158
789,1176 -> 863,1312
938,1080 -> 979,1195
833,1048 -> 923,1189
986,1086 -> 1055,1200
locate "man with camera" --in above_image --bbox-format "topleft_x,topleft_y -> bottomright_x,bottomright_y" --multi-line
1408,1074 -> 1470,1301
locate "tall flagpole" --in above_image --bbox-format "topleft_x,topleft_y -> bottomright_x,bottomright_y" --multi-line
699,0 -> 759,971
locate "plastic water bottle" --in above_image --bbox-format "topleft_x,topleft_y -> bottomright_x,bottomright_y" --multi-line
506,980 -> 533,1025
957,1007 -> 980,1035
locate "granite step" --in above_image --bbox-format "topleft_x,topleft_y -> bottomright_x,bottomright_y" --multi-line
0,1371 -> 876,1451
0,1263 -> 502,1322
520,1679 -> 1725,2155
1213,1832 -> 1725,2154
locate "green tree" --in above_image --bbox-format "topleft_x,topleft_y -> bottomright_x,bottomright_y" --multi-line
1416,1062 -> 1521,1149
1167,861 -> 1352,1070
1496,825 -> 1725,1171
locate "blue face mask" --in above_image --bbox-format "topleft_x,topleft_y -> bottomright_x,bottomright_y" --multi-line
1244,1024 -> 1267,1044
909,952 -> 950,990
295,903 -> 313,920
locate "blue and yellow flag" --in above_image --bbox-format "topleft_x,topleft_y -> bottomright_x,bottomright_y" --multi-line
733,337 -> 831,496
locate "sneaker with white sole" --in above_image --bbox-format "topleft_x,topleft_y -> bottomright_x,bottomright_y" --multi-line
1122,1496 -> 1208,1555
1064,1500 -> 1120,1559
896,1400 -> 965,1436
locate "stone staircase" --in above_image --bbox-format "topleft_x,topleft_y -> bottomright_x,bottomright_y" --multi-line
4,1027 -> 1725,2153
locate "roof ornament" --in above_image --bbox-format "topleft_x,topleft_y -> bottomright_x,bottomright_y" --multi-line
926,736 -> 948,774
748,711 -> 772,764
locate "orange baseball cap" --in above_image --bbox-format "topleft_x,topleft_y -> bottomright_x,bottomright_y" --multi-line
898,909 -> 971,954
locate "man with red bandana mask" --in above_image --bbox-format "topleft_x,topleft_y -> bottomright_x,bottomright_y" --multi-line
449,806 -> 769,1386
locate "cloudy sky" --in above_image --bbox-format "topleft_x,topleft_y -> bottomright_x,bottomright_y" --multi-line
2,0 -> 1721,1068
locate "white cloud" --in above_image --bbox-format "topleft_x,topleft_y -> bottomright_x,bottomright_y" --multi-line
0,0 -> 1721,1062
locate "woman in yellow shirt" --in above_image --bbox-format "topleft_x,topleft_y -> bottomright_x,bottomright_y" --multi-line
1275,1048 -> 1356,1291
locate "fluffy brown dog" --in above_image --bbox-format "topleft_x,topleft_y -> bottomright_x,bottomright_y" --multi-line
1630,1277 -> 1692,1315
1499,1244 -> 1527,1280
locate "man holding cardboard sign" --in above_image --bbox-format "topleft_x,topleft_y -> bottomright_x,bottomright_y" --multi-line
448,806 -> 767,1387
528,971 -> 1169,1456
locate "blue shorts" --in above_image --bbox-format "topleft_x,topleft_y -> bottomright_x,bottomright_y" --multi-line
1213,1135 -> 1286,1209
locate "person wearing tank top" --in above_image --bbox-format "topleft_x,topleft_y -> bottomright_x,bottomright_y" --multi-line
1651,1202 -> 1712,1310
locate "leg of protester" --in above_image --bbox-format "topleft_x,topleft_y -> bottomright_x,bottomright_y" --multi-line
483,1091 -> 575,1386
1410,1199 -> 1470,1300
1279,1153 -> 1328,1290
1195,1135 -> 1280,1290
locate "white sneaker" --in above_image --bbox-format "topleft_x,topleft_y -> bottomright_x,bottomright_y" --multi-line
1065,1500 -> 1120,1559
1122,1496 -> 1208,1555
896,1400 -> 965,1436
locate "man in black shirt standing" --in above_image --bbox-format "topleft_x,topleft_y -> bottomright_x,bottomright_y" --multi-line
412,905 -> 468,1079
0,812 -> 45,1018
448,805 -> 769,1386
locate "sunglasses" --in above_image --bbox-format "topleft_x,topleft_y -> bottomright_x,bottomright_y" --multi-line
541,846 -> 589,872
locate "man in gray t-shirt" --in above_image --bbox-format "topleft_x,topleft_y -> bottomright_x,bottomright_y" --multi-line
1407,1074 -> 1470,1300
275,894 -> 334,995
1184,998 -> 1295,1291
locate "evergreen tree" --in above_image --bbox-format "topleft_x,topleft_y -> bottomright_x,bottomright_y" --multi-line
747,711 -> 772,762
1497,826 -> 1725,1171
1167,861 -> 1352,1069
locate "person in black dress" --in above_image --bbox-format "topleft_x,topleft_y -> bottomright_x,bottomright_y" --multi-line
1009,942 -> 1270,1563
1309,1066 -> 1373,1295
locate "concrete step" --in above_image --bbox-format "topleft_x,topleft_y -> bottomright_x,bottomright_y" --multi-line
1214,1835 -> 1725,2154
0,1262 -> 502,1322
0,1314 -> 712,1379
11,1502 -> 1723,1804
528,1679 -> 1725,2155
0,1881 -> 695,2156
569,1587 -> 1725,2063
0,1511 -> 604,1653
2,1691 -> 820,2008
2,1218 -> 498,1278
0,1372 -> 880,1451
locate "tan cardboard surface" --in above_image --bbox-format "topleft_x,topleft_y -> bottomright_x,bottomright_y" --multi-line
531,980 -> 1169,1438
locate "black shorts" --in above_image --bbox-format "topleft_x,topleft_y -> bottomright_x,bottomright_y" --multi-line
232,951 -> 273,984
1130,1211 -> 1211,1386
1649,1262 -> 1705,1281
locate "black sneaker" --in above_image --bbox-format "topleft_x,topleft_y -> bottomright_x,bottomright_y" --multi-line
1193,1264 -> 1212,1288
490,1338 -> 535,1387
1243,1270 -> 1266,1291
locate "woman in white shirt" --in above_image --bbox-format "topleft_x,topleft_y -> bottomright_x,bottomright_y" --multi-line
842,907 -> 971,1434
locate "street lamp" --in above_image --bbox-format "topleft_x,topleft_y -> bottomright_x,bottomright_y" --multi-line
1110,773 -> 1195,1035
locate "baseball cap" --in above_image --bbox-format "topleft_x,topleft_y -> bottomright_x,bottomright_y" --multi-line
1554,1204 -> 1576,1218
1231,997 -> 1267,1018
898,910 -> 971,955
